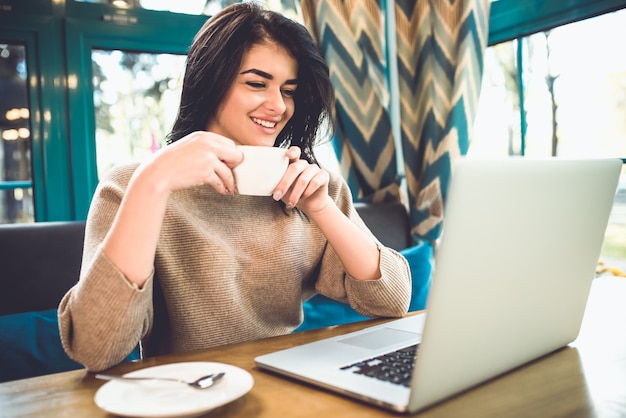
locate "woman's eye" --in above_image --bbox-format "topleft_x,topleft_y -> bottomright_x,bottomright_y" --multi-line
282,89 -> 296,98
246,81 -> 265,89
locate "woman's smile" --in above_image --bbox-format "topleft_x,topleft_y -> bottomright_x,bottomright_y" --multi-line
251,116 -> 279,129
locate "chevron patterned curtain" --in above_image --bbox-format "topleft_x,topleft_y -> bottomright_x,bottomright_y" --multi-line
301,0 -> 490,243
300,0 -> 402,203
396,0 -> 490,242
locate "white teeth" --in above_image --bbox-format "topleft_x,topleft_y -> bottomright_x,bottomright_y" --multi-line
252,117 -> 276,128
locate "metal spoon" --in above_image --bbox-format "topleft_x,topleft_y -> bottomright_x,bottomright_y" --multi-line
95,371 -> 225,389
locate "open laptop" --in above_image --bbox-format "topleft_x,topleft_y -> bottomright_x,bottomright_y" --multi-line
255,157 -> 622,413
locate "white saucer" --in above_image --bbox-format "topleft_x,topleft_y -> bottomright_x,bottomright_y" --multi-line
94,362 -> 254,418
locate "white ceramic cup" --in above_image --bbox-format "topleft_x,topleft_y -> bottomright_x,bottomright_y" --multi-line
233,146 -> 289,196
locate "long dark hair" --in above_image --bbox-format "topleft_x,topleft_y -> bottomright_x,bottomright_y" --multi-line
167,2 -> 335,165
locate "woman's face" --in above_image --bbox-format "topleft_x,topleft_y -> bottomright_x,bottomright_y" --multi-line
207,42 -> 298,147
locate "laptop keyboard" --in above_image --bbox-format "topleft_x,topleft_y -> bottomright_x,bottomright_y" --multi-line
339,344 -> 419,387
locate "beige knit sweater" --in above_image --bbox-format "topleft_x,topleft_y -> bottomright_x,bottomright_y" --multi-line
58,163 -> 411,371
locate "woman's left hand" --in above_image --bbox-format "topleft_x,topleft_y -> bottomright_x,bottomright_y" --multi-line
274,147 -> 382,282
272,146 -> 333,214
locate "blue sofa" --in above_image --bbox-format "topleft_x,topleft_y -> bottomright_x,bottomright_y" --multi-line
0,221 -> 91,382
0,202 -> 432,382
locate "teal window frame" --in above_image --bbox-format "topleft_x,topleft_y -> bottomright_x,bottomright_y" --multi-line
0,0 -> 625,222
0,12 -> 72,221
489,0 -> 626,159
489,0 -> 626,45
64,3 -> 206,218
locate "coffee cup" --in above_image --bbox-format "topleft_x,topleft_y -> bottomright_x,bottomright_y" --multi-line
233,146 -> 289,196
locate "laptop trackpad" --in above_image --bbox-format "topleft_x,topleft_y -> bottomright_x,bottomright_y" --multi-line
338,328 -> 421,350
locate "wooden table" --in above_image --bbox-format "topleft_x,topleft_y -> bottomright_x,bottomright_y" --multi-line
1,277 -> 625,417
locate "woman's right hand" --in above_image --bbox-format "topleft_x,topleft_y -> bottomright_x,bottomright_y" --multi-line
144,131 -> 244,195
101,132 -> 242,286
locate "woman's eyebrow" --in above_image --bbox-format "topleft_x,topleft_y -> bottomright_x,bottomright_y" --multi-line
240,68 -> 298,85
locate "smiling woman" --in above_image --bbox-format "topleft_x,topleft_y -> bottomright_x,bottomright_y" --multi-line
57,2 -> 411,373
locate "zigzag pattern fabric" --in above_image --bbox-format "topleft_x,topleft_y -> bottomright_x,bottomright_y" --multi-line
301,0 -> 489,243
301,0 -> 402,203
396,0 -> 490,242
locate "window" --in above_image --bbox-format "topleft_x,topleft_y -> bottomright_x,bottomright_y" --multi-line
92,50 -> 185,178
0,43 -> 34,223
473,7 -> 626,272
1,0 -> 625,232
473,8 -> 626,159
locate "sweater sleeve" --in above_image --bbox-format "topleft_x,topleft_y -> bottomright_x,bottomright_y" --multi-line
313,174 -> 412,318
58,164 -> 153,372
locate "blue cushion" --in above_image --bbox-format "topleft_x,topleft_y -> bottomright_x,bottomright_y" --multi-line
402,243 -> 433,312
0,309 -> 140,382
295,242 -> 433,332
0,309 -> 82,382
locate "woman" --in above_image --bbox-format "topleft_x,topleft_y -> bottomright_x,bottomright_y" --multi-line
59,2 -> 411,372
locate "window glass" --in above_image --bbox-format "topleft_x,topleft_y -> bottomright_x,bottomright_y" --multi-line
472,8 -> 626,273
473,8 -> 626,158
0,43 -> 34,223
92,49 -> 186,178
472,41 -> 522,157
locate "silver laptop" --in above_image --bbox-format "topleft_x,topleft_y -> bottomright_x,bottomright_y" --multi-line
255,157 -> 622,413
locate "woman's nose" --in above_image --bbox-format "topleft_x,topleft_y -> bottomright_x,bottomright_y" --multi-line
264,88 -> 286,114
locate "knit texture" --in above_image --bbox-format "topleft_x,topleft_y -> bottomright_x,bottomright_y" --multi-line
59,163 -> 411,371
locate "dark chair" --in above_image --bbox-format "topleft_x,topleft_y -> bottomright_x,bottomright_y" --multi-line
0,221 -> 86,316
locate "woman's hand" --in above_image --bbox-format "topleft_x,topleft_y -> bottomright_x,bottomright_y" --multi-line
101,131 -> 242,286
145,131 -> 243,195
273,146 -> 333,214
274,146 -> 381,281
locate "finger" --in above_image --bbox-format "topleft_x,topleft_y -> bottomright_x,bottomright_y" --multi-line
283,164 -> 322,207
195,131 -> 242,168
221,146 -> 245,169
300,169 -> 329,200
287,146 -> 301,162
273,159 -> 309,201
202,131 -> 238,149
200,152 -> 236,194
200,169 -> 229,194
212,163 -> 237,195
